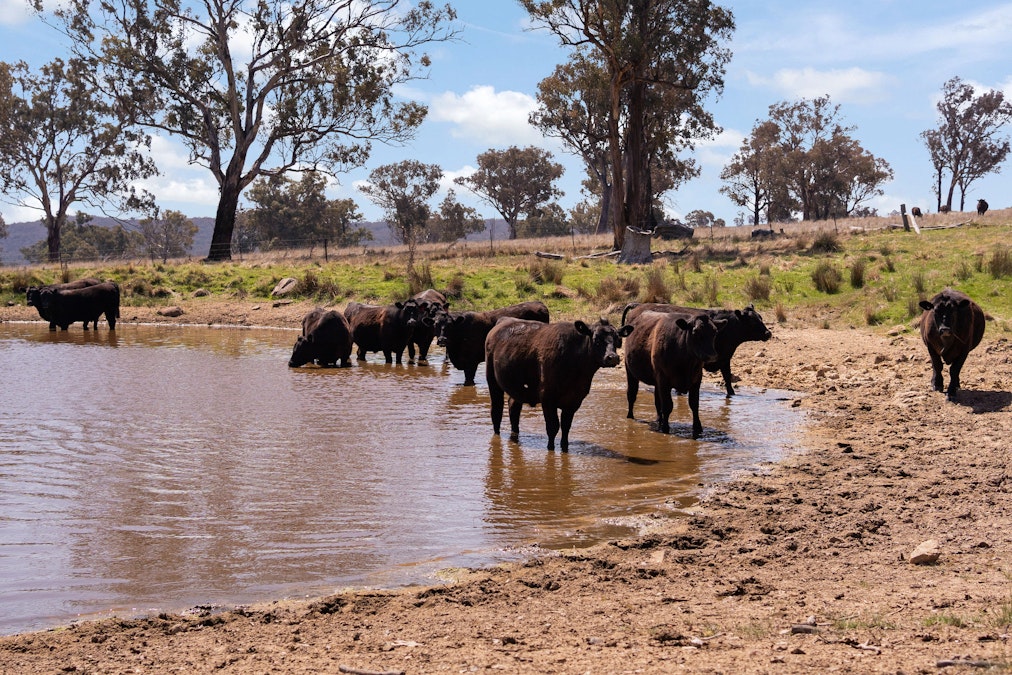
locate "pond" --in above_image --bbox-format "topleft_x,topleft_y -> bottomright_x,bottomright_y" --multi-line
0,322 -> 803,636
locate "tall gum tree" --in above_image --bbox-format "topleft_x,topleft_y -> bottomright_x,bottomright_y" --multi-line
0,58 -> 156,261
520,0 -> 733,262
40,0 -> 456,260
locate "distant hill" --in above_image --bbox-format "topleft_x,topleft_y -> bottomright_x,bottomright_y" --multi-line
1,216 -> 505,265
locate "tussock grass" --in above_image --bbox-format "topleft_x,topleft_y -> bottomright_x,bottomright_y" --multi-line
811,262 -> 842,294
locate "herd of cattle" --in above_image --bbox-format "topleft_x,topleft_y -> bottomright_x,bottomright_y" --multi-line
25,278 -> 985,451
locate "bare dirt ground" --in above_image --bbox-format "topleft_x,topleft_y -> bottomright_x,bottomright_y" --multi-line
2,299 -> 1012,674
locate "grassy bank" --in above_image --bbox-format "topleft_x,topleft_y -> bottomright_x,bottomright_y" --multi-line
3,210 -> 1011,333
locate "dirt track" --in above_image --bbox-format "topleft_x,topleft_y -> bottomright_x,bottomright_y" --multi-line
2,301 -> 1011,673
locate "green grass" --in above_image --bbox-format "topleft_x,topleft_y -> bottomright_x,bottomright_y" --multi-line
3,219 -> 1012,332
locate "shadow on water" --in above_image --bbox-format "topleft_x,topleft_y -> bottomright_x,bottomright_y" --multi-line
0,322 -> 804,636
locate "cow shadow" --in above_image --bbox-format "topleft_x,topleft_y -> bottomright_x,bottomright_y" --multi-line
630,417 -> 733,444
501,433 -> 662,465
953,389 -> 1012,414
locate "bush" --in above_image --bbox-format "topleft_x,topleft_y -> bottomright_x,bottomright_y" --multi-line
810,232 -> 841,254
744,275 -> 771,302
596,276 -> 640,304
528,258 -> 564,285
850,258 -> 866,289
987,245 -> 1012,279
641,265 -> 672,303
774,302 -> 787,323
811,262 -> 842,294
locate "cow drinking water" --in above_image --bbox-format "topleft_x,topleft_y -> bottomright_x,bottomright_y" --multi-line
918,289 -> 985,401
344,299 -> 421,364
485,317 -> 632,451
288,308 -> 354,368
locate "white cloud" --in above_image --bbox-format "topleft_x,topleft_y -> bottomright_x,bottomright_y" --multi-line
695,128 -> 746,168
0,0 -> 33,25
745,67 -> 894,104
428,85 -> 541,146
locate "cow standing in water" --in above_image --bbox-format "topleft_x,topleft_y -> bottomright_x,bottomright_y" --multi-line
485,317 -> 632,451
623,310 -> 724,438
434,301 -> 550,385
622,302 -> 771,397
919,289 -> 985,401
408,288 -> 448,364
288,308 -> 354,368
37,282 -> 120,331
344,299 -> 421,364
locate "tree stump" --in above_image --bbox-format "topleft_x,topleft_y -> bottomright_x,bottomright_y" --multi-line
617,226 -> 654,264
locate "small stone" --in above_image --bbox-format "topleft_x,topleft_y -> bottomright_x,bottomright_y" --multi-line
157,306 -> 184,317
193,288 -> 209,297
272,278 -> 299,297
910,539 -> 940,565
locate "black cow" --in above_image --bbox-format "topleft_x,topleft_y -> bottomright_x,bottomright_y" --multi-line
485,317 -> 633,451
36,282 -> 120,331
623,302 -> 771,396
623,310 -> 723,438
918,289 -> 985,401
434,301 -> 550,385
344,299 -> 421,364
409,288 -> 448,364
26,278 -> 101,324
288,308 -> 354,368
977,199 -> 989,216
911,207 -> 923,217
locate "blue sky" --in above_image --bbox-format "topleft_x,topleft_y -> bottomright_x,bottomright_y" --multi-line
2,1 -> 1012,227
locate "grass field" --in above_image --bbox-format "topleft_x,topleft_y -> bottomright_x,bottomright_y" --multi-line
3,208 -> 1010,333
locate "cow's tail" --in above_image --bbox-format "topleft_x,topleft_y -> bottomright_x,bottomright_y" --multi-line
621,303 -> 640,326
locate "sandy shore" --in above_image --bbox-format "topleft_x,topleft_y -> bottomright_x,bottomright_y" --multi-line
2,300 -> 1011,673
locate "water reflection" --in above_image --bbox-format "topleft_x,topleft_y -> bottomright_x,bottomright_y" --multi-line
0,321 -> 802,636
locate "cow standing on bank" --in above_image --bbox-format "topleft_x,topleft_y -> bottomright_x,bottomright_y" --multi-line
623,310 -> 723,438
622,302 -> 771,396
919,289 -> 985,401
434,301 -> 550,385
288,308 -> 354,368
344,299 -> 421,364
485,317 -> 632,451
36,281 -> 120,331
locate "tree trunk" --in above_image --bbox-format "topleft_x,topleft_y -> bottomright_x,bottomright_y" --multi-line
617,226 -> 653,264
595,181 -> 612,235
207,179 -> 243,261
45,214 -> 62,263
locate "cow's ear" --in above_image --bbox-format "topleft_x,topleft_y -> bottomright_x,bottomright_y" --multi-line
957,299 -> 970,308
675,318 -> 691,330
619,324 -> 634,337
395,301 -> 404,309
734,309 -> 743,317
919,300 -> 934,311
451,314 -> 465,325
574,320 -> 591,335
746,304 -> 755,312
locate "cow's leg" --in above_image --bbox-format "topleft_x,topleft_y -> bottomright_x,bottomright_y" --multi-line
463,365 -> 478,387
927,348 -> 944,392
559,408 -> 576,453
356,347 -> 367,361
719,362 -> 735,397
107,312 -> 116,330
543,406 -> 561,451
48,322 -> 56,331
417,340 -> 431,364
507,397 -> 523,441
653,384 -> 673,434
406,341 -> 416,363
689,384 -> 703,439
625,371 -> 639,419
946,355 -> 968,401
488,364 -> 504,436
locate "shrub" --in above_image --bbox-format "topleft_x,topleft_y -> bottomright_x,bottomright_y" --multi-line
849,258 -> 866,289
987,245 -> 1012,279
528,258 -> 564,285
864,305 -> 884,326
703,274 -> 719,305
954,260 -> 973,282
444,273 -> 465,300
641,265 -> 672,303
811,262 -> 842,294
596,276 -> 640,304
882,256 -> 895,273
744,275 -> 771,302
774,302 -> 787,323
912,270 -> 926,294
810,231 -> 841,254
409,263 -> 435,295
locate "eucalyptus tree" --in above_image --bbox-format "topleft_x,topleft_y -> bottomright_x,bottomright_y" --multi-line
921,77 -> 1012,212
358,160 -> 442,278
40,0 -> 456,260
520,0 -> 734,261
0,58 -> 156,261
138,209 -> 198,262
454,146 -> 564,240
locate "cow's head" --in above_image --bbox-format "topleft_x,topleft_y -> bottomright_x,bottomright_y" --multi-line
920,294 -> 972,345
738,304 -> 772,341
26,286 -> 41,307
288,335 -> 314,368
676,314 -> 723,362
394,299 -> 421,328
575,318 -> 634,368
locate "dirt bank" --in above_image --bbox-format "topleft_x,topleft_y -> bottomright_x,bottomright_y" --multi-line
2,300 -> 1011,674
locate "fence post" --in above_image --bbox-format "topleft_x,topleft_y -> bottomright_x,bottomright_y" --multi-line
324,238 -> 328,263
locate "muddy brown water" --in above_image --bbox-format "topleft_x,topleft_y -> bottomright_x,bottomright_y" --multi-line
0,322 -> 802,635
